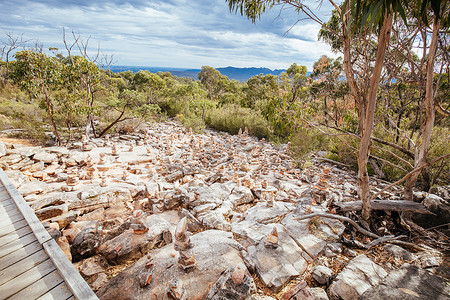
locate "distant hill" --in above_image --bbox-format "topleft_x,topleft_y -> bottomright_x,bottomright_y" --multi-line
108,66 -> 286,81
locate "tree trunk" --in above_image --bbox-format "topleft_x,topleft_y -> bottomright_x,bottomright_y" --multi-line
98,107 -> 127,137
342,6 -> 361,114
357,14 -> 393,221
404,18 -> 440,200
42,88 -> 61,145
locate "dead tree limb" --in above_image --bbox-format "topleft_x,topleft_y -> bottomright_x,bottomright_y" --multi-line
294,212 -> 426,251
314,157 -> 351,168
294,212 -> 380,239
335,200 -> 432,214
369,153 -> 450,201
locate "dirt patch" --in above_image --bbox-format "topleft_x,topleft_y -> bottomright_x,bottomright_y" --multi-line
0,136 -> 39,146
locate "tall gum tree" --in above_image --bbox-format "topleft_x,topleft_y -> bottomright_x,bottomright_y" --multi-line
225,0 -> 410,223
12,50 -> 63,144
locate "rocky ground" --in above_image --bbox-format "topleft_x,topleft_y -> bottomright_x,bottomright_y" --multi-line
1,121 -> 449,300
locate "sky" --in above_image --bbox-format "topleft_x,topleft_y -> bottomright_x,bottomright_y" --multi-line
0,0 -> 339,71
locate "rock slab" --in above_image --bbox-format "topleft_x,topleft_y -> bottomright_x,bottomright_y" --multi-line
360,263 -> 450,300
329,254 -> 387,300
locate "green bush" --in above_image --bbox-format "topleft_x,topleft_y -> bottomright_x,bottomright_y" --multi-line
0,98 -> 48,143
427,126 -> 450,186
327,134 -> 359,169
176,114 -> 205,133
289,128 -> 330,167
205,104 -> 271,139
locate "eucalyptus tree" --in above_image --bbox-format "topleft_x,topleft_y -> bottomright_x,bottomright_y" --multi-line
225,0 -> 409,222
242,73 -> 279,109
227,0 -> 449,221
309,55 -> 347,127
12,50 -> 65,144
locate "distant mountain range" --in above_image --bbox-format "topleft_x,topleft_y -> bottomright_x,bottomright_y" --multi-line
108,66 -> 286,81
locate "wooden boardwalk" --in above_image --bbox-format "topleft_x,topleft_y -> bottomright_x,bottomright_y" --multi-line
0,170 -> 97,300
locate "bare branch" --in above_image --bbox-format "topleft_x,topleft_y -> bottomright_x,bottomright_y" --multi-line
370,153 -> 450,201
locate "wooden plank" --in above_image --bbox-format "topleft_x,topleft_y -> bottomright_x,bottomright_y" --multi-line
0,169 -> 52,245
36,282 -> 73,300
0,258 -> 57,299
0,192 -> 14,200
0,212 -> 24,229
0,198 -> 16,210
0,219 -> 28,238
0,240 -> 41,271
336,199 -> 433,214
8,269 -> 65,300
0,247 -> 48,286
0,194 -> 15,204
0,225 -> 33,249
0,202 -> 18,216
0,209 -> 22,220
0,191 -> 13,202
0,231 -> 35,258
0,201 -> 17,213
43,239 -> 98,300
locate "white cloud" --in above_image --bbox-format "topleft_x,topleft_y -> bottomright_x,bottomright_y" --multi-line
0,0 -> 339,70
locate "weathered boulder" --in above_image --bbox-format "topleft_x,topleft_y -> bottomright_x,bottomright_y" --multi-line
69,186 -> 132,212
0,153 -> 23,165
247,227 -> 308,290
78,207 -> 105,222
281,202 -> 345,259
360,264 -> 450,300
309,287 -> 329,300
18,180 -> 49,196
245,202 -> 294,224
232,221 -> 291,248
430,185 -> 450,201
228,186 -> 254,207
29,192 -> 66,210
281,281 -> 314,300
190,183 -> 232,211
71,227 -> 102,262
410,193 -> 450,228
33,151 -> 58,164
35,204 -> 68,220
329,254 -> 388,300
52,210 -> 80,229
198,210 -> 232,231
102,219 -> 130,242
312,266 -> 333,285
75,255 -> 109,291
98,230 -> 246,300
205,264 -> 256,300
25,161 -> 45,173
5,169 -> 30,188
181,208 -> 203,232
99,215 -> 172,264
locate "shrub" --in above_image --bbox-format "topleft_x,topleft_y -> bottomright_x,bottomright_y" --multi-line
289,128 -> 330,167
0,98 -> 48,143
205,104 -> 271,139
176,114 -> 205,133
426,126 -> 450,186
327,134 -> 359,169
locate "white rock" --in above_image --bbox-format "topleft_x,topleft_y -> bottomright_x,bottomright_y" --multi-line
329,254 -> 388,300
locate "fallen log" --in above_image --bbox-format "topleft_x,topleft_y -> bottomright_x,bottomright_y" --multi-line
336,200 -> 433,214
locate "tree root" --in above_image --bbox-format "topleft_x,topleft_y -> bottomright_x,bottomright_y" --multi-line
294,212 -> 426,251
